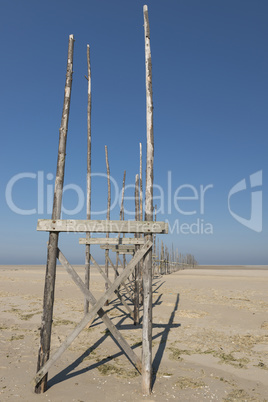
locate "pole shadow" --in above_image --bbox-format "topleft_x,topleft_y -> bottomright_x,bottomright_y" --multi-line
46,282 -> 179,390
152,293 -> 180,387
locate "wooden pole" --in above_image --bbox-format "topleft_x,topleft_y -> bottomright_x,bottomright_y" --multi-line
167,247 -> 169,274
161,240 -> 164,275
105,145 -> 111,304
84,44 -> 92,314
152,204 -> 157,277
122,209 -> 126,269
134,174 -> 140,325
139,143 -> 144,304
119,171 -> 126,223
157,237 -> 159,275
116,170 -> 126,277
164,245 -> 166,274
139,142 -> 143,221
142,5 -> 154,395
35,34 -> 74,394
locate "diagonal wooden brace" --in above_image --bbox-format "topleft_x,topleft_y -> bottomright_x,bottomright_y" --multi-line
58,250 -> 138,362
90,254 -> 134,318
33,240 -> 152,387
116,257 -> 135,295
106,255 -> 134,302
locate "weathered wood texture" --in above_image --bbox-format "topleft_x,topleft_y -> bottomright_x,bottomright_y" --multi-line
100,245 -> 136,251
152,204 -> 157,276
122,209 -> 126,269
139,143 -> 143,221
119,171 -> 126,234
33,246 -> 151,385
114,250 -> 134,255
134,174 -> 140,325
37,219 -> 168,233
116,170 -> 126,277
90,255 -> 134,318
139,143 -> 144,304
105,145 -> 111,302
142,5 -> 154,396
85,43 -> 92,314
35,34 -> 74,394
106,255 -> 134,302
79,237 -> 145,245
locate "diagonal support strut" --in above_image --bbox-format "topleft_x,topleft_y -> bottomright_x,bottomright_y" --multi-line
90,254 -> 134,318
33,241 -> 152,387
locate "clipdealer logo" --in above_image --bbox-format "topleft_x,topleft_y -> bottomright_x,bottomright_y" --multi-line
228,170 -> 262,232
4,170 -> 263,234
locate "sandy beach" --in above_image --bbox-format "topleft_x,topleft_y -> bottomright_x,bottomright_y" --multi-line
0,265 -> 268,401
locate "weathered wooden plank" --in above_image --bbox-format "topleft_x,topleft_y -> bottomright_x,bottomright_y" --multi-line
100,245 -> 136,251
100,248 -> 134,254
37,219 -> 168,234
79,237 -> 145,245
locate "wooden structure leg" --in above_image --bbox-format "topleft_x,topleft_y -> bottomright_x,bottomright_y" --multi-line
142,5 -> 154,395
35,34 -> 74,394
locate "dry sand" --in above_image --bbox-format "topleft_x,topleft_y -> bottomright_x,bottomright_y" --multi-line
0,265 -> 268,401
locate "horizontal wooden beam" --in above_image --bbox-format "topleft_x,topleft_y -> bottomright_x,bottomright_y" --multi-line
37,219 -> 168,234
79,237 -> 145,245
100,245 -> 136,251
117,251 -> 134,255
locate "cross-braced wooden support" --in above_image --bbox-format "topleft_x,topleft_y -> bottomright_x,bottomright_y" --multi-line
34,241 -> 153,387
35,6 -> 167,395
34,219 -> 167,391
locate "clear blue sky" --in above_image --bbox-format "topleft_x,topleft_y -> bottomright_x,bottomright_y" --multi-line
1,0 -> 267,265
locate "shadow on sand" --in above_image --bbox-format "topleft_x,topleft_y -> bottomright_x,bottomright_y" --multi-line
47,282 -> 180,390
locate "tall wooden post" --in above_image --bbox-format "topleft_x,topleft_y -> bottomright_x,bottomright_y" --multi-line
139,142 -> 143,221
139,143 -> 144,304
165,245 -> 168,274
85,44 -> 92,314
119,171 -> 126,222
156,237 -> 159,275
116,171 -> 126,276
105,145 -> 111,304
142,5 -> 154,395
134,174 -> 140,325
35,34 -> 74,393
161,240 -> 164,275
122,209 -> 126,270
152,204 -> 157,277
